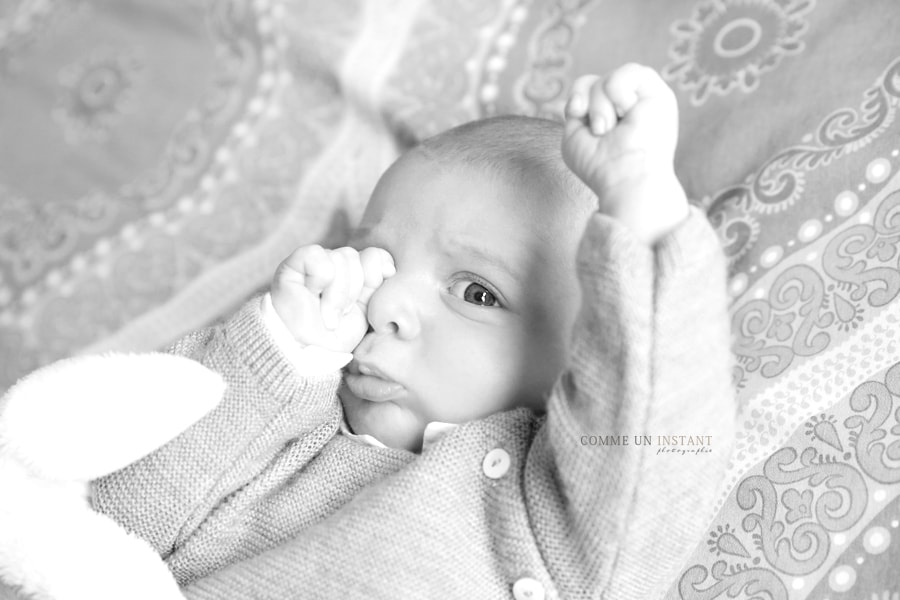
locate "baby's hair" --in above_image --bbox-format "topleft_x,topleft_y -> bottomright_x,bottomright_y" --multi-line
413,115 -> 594,210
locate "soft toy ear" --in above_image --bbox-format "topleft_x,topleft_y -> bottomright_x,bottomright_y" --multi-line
0,353 -> 224,600
0,481 -> 189,600
0,353 -> 224,482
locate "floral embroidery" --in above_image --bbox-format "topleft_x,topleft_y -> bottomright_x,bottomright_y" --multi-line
663,0 -> 815,106
804,413 -> 843,452
766,311 -> 795,342
866,236 -> 900,262
52,47 -> 144,145
781,487 -> 813,523
707,524 -> 752,558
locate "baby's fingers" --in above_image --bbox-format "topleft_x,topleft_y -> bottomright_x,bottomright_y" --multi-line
566,74 -> 617,137
586,79 -> 619,136
277,245 -> 334,294
357,247 -> 396,305
565,74 -> 599,120
320,247 -> 364,330
603,63 -> 673,121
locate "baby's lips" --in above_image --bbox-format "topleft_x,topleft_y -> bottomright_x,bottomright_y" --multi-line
355,361 -> 385,378
344,358 -> 407,402
343,372 -> 406,403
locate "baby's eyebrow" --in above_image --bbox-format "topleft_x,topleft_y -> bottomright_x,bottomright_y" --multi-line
444,239 -> 522,282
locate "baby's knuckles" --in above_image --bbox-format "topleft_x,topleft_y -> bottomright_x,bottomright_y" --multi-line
564,65 -> 686,245
272,246 -> 367,352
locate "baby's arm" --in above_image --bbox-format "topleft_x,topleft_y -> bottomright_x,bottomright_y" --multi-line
531,65 -> 735,598
92,247 -> 394,569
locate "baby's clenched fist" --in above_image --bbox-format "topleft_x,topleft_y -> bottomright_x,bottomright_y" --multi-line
271,245 -> 395,353
562,63 -> 689,245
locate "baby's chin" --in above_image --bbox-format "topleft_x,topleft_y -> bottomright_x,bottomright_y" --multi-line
339,390 -> 426,453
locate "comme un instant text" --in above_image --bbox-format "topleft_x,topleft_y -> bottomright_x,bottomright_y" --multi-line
579,435 -> 713,446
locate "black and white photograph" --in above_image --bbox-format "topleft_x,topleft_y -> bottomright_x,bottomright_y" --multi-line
0,0 -> 899,598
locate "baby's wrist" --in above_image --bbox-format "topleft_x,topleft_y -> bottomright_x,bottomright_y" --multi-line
597,170 -> 689,246
261,294 -> 354,372
264,292 -> 308,345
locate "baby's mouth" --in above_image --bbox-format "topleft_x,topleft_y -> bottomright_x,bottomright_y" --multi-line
343,361 -> 406,403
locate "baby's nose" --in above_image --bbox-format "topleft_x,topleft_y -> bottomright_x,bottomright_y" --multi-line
366,274 -> 422,340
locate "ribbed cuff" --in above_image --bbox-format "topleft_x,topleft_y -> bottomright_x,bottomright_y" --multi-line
259,293 -> 353,375
654,205 -> 723,280
223,298 -> 342,413
576,212 -> 655,283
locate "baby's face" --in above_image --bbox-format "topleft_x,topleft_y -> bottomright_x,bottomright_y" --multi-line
342,153 -> 588,452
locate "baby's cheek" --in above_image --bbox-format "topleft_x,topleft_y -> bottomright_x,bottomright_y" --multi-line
482,344 -> 544,413
501,321 -> 567,411
528,309 -> 570,364
426,322 -> 533,419
345,395 -> 425,450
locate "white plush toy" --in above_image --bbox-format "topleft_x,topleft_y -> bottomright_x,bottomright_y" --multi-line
0,353 -> 225,600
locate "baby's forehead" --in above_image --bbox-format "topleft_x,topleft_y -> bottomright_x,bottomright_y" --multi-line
362,163 -> 585,264
371,154 -> 570,222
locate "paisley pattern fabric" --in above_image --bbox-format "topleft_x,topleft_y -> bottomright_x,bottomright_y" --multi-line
0,0 -> 401,390
676,352 -> 900,598
2,0 -> 899,596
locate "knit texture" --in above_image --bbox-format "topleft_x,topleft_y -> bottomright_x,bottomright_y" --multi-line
93,208 -> 734,599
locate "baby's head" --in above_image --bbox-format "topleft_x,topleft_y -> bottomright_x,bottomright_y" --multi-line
342,116 -> 595,452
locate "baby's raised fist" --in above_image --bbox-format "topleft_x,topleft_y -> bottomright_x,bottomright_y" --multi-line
271,245 -> 395,353
562,63 -> 689,245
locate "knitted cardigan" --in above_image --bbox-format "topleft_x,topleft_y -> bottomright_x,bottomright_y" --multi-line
93,209 -> 735,599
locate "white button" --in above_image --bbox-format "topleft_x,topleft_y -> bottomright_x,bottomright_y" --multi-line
512,577 -> 545,600
482,448 -> 511,479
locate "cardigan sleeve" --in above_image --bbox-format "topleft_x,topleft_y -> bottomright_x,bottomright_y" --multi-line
527,207 -> 736,599
91,296 -> 344,559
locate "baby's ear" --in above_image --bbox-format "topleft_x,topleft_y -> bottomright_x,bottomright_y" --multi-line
0,353 -> 224,482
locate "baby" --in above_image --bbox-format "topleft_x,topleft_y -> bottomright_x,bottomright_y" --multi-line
93,65 -> 734,599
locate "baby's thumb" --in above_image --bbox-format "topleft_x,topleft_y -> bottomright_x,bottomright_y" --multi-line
358,247 -> 396,296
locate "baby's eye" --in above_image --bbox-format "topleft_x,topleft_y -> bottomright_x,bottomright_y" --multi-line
465,283 -> 497,307
449,280 -> 501,308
